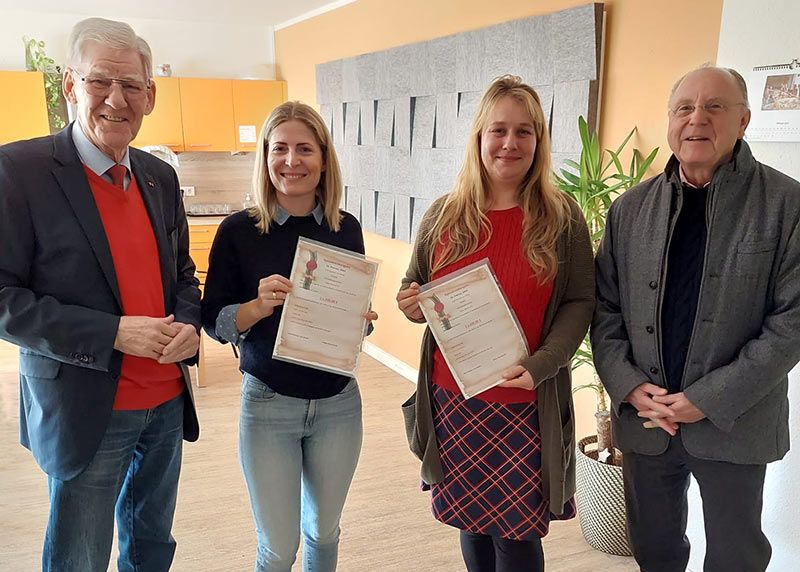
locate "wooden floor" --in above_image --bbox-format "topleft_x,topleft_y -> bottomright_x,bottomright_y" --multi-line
0,338 -> 636,571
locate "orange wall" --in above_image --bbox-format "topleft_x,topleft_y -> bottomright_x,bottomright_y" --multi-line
274,0 -> 723,434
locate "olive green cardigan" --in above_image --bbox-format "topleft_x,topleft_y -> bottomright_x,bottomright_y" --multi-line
400,196 -> 595,514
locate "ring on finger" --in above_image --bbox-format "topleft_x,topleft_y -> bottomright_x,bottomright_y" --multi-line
272,291 -> 277,300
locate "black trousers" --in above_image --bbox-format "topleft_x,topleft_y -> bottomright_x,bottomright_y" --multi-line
623,437 -> 770,572
459,530 -> 544,572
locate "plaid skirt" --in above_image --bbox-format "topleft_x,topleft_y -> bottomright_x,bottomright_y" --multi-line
429,385 -> 576,540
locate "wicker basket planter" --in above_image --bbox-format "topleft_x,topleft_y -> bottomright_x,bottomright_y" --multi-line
574,435 -> 632,556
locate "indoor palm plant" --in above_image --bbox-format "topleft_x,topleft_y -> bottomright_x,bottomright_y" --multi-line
555,115 -> 658,555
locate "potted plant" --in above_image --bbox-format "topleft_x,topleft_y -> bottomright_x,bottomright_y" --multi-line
23,37 -> 68,133
555,115 -> 658,556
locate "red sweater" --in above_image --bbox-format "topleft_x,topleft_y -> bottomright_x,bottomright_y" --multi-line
84,167 -> 183,410
431,207 -> 553,404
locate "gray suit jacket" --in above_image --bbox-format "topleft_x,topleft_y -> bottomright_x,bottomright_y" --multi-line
0,124 -> 201,480
592,141 -> 800,464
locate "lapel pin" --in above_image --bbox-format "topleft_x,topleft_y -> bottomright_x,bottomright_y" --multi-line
147,181 -> 155,188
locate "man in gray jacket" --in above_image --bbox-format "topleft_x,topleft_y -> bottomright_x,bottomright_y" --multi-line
592,65 -> 800,571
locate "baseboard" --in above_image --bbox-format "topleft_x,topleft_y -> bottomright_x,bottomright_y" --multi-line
362,341 -> 418,383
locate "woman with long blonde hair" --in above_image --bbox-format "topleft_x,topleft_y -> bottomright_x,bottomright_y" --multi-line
397,76 -> 594,571
202,101 -> 376,572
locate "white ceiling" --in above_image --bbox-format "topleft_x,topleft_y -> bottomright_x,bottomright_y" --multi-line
0,0 -> 348,27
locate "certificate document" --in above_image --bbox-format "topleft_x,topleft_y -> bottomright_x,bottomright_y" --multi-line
273,238 -> 379,377
418,259 -> 529,399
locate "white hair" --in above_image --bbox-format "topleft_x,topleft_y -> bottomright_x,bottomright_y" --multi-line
67,17 -> 153,79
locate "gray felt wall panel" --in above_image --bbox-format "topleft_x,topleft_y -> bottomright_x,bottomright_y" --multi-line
317,3 -> 603,243
344,102 -> 360,145
374,100 -> 394,147
360,100 -> 376,146
360,188 -> 377,232
411,96 -> 436,150
551,80 -> 591,154
394,195 -> 412,243
375,192 -> 395,238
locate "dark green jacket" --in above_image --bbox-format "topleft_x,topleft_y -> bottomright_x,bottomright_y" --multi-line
400,196 -> 595,514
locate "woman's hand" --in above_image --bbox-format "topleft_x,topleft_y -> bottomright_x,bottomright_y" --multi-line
363,309 -> 379,323
497,364 -> 534,390
254,274 -> 293,318
235,274 -> 293,332
396,282 -> 423,321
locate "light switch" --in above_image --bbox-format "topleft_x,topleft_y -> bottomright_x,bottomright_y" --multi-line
181,186 -> 195,197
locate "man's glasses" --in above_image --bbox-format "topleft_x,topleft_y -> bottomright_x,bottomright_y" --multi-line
71,69 -> 150,100
669,101 -> 748,118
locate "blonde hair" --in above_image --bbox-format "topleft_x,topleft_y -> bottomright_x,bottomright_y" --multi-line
67,17 -> 153,80
426,75 -> 570,282
250,101 -> 343,233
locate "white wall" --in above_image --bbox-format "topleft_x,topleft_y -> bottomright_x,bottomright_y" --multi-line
0,9 -> 275,79
686,1 -> 800,570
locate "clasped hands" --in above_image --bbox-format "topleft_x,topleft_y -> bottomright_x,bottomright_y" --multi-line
114,314 -> 199,364
626,382 -> 706,436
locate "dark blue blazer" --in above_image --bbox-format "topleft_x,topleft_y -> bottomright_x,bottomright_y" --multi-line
0,124 -> 201,480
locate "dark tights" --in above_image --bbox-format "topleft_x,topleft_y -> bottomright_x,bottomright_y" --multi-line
459,530 -> 545,572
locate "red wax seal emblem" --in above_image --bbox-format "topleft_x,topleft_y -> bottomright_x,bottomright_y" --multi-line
306,260 -> 318,271
434,302 -> 444,313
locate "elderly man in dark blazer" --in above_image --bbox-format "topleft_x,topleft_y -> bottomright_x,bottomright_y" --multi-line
592,65 -> 800,572
0,17 -> 200,572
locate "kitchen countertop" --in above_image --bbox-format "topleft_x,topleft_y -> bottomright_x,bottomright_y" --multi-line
187,216 -> 226,226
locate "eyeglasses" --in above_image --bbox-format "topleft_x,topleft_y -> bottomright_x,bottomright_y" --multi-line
71,69 -> 151,99
669,101 -> 747,118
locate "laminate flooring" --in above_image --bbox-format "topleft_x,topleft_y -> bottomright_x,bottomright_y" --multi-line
0,339 -> 636,571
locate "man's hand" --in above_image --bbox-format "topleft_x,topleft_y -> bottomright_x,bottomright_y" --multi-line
158,322 -> 200,364
652,392 -> 706,424
396,282 -> 423,321
625,382 -> 679,436
498,364 -> 534,390
114,315 -> 177,359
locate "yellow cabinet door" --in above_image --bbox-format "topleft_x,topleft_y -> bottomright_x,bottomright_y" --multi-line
0,71 -> 50,144
131,77 -> 184,152
180,78 -> 235,152
232,80 -> 287,152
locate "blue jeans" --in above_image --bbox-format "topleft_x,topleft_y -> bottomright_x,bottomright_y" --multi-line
43,394 -> 185,572
239,373 -> 363,572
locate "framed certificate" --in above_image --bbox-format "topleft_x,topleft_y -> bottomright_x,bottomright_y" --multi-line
273,238 -> 380,377
418,259 -> 529,398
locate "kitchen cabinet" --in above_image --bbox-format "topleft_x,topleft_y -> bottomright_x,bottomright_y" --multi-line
0,71 -> 50,144
189,223 -> 218,275
131,77 -> 184,152
232,80 -> 287,152
180,78 -> 235,152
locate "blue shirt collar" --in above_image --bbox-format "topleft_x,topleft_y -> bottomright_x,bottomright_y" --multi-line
274,201 -> 325,226
71,121 -> 132,188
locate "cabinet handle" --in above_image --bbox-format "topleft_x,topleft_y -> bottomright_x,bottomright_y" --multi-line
189,143 -> 212,147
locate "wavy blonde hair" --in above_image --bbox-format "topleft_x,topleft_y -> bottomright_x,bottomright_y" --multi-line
425,75 -> 570,282
250,101 -> 343,233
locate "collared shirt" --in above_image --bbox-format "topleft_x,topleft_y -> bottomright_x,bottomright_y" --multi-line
215,201 -> 325,345
679,164 -> 711,189
71,121 -> 132,190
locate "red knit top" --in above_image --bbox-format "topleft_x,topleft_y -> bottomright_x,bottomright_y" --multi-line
84,166 -> 184,410
430,207 -> 553,404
